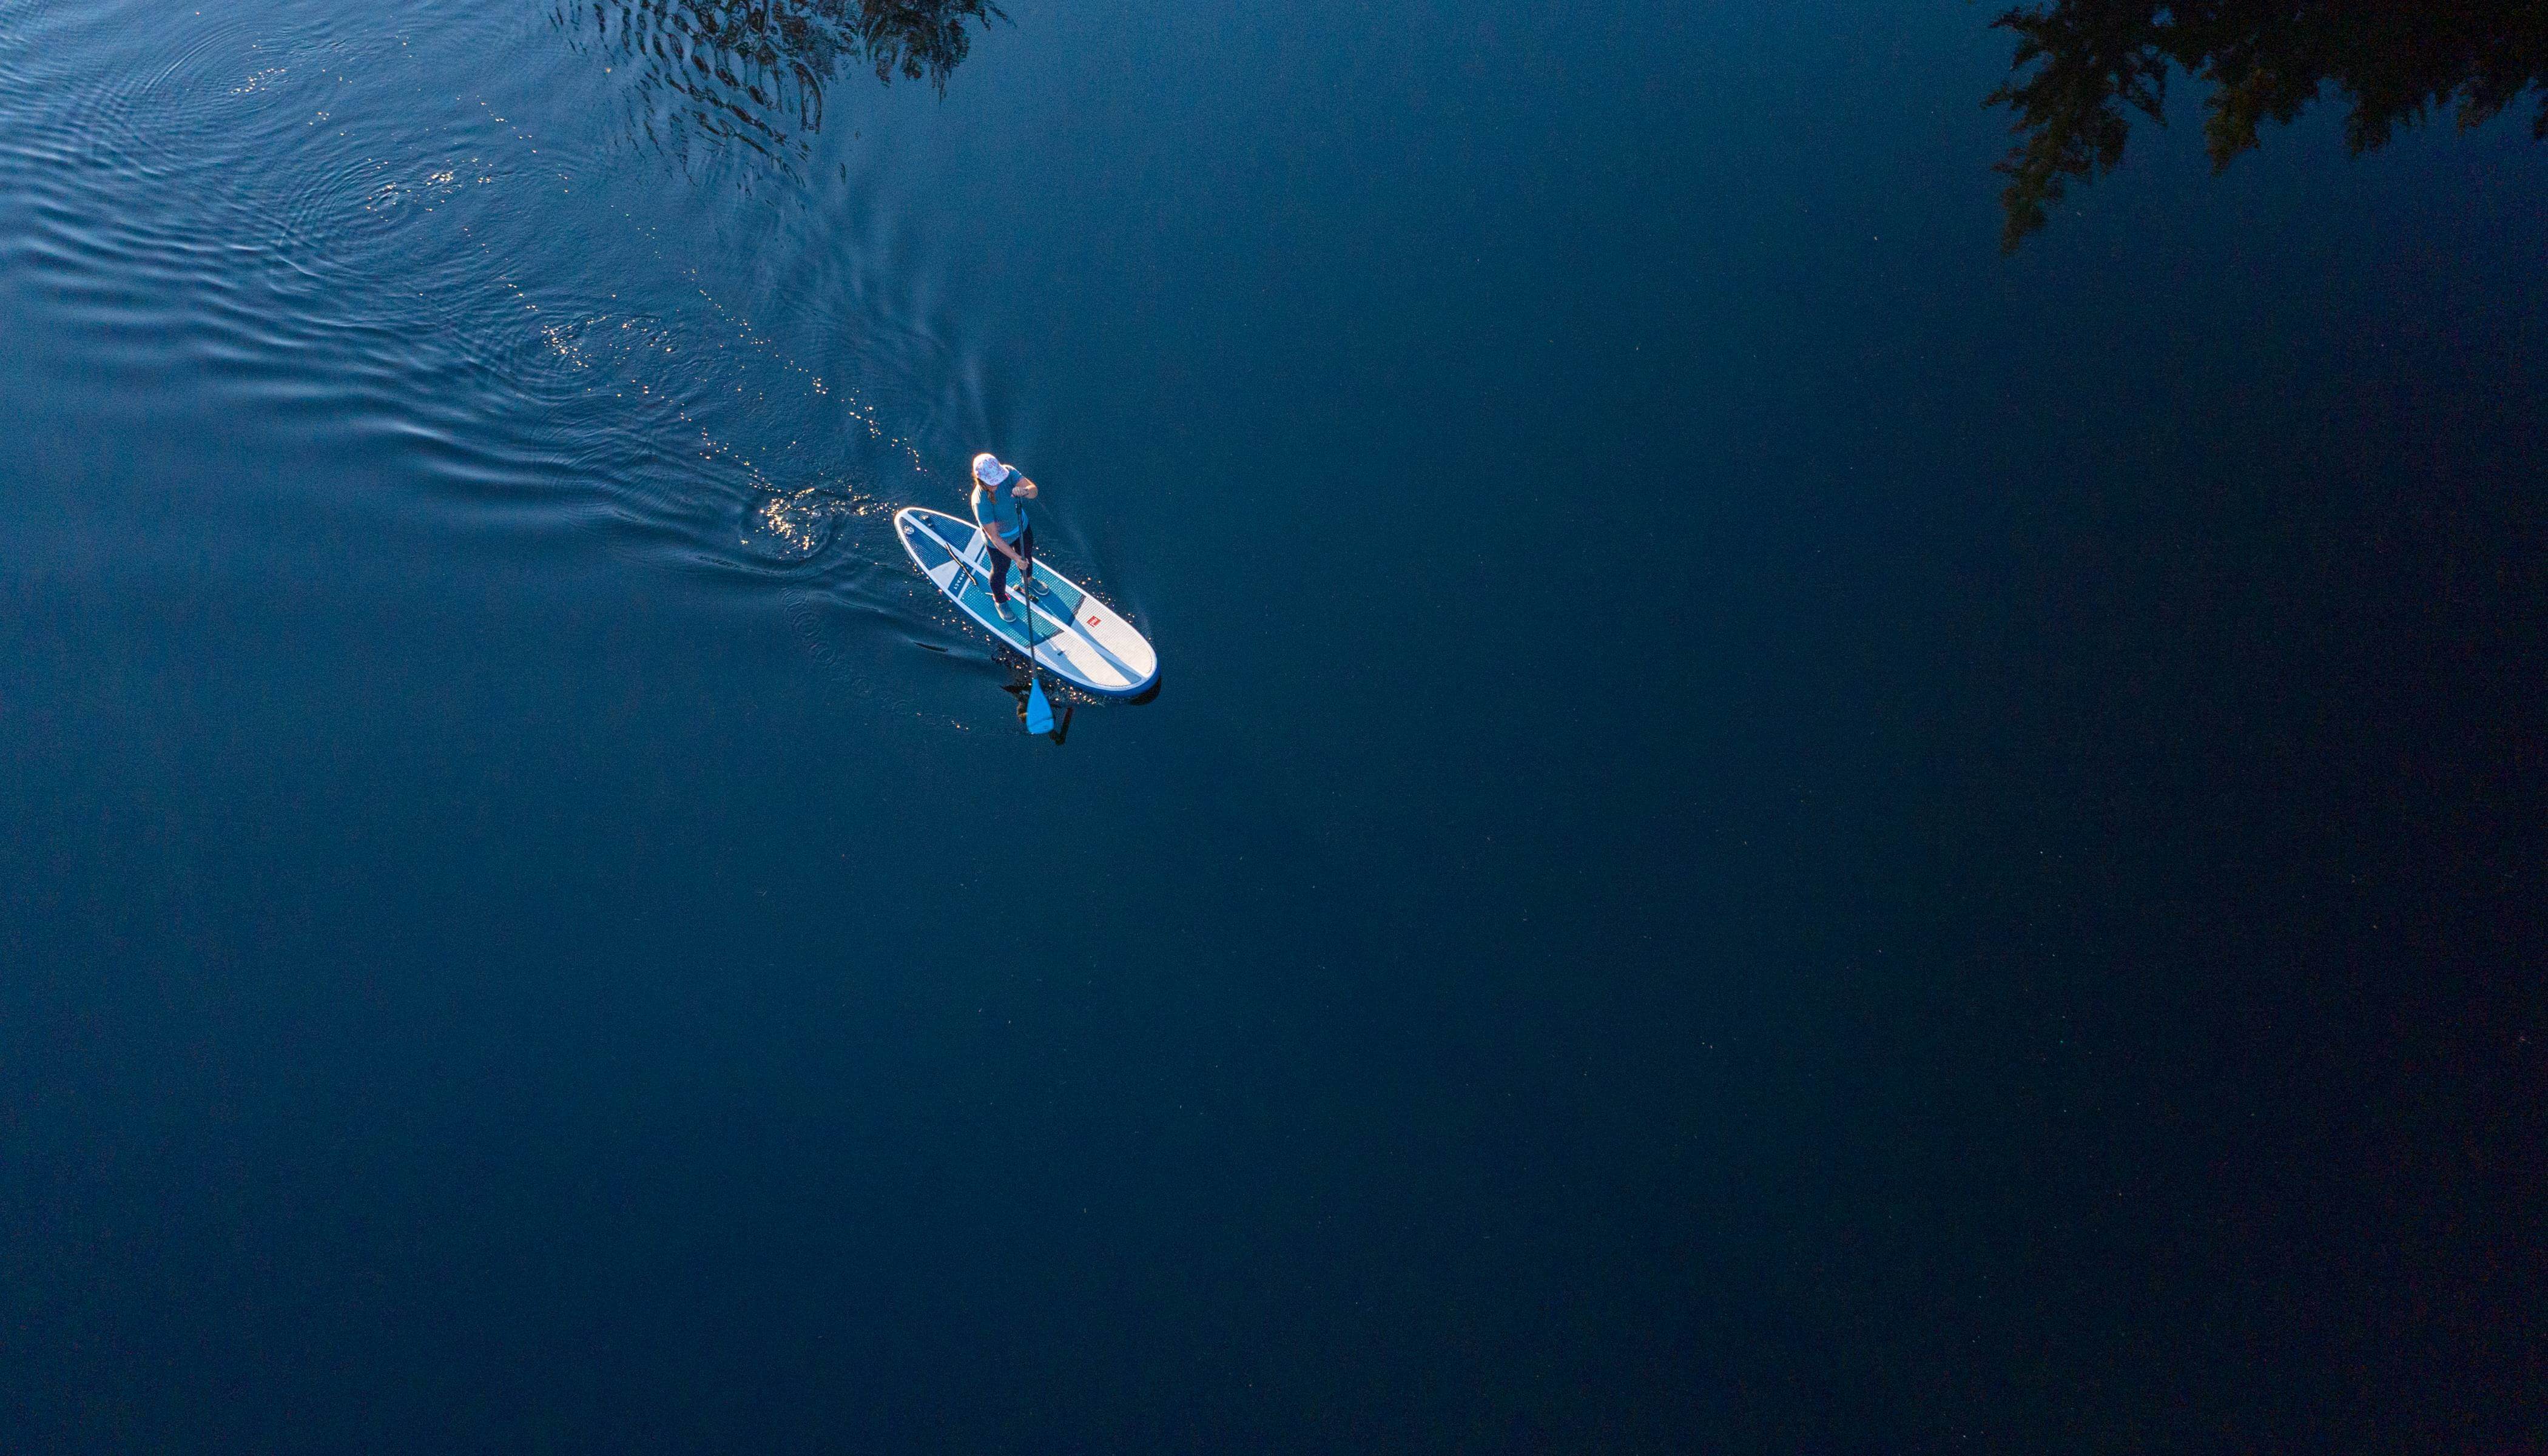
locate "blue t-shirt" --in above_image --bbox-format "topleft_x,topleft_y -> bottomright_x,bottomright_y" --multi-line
972,470 -> 1029,542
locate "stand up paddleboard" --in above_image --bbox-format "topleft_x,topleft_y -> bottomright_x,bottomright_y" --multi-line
894,506 -> 1159,698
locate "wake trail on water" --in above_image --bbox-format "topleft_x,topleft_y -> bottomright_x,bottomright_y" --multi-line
0,0 -> 1060,724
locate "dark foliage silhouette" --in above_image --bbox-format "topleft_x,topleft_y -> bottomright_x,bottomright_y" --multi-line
1987,1 -> 2548,250
565,0 -> 1004,171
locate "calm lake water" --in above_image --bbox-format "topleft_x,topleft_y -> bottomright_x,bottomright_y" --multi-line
3,0 -> 2541,1449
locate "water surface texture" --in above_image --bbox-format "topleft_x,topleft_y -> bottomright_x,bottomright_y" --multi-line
4,0 -> 2543,1449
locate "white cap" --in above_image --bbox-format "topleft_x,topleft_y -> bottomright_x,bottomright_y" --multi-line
972,452 -> 1005,485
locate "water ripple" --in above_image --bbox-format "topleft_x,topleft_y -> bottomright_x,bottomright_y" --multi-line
0,0 -> 1055,716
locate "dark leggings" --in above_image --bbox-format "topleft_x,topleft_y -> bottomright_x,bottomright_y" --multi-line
987,527 -> 1034,601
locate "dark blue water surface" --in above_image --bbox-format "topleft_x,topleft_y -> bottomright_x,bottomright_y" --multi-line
4,0 -> 2543,1449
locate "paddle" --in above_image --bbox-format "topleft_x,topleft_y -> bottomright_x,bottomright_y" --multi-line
1020,539 -> 1055,735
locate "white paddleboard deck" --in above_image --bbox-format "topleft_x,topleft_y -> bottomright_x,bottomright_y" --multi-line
894,506 -> 1159,698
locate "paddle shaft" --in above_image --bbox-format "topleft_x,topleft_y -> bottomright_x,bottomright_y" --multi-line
975,523 -> 1033,659
1017,531 -> 1043,728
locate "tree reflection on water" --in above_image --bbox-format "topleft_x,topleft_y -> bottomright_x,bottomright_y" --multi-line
564,0 -> 1005,173
1987,1 -> 2548,249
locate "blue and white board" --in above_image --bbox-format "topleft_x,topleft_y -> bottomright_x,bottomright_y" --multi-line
894,506 -> 1159,698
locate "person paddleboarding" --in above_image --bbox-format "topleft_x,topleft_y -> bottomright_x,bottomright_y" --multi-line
971,451 -> 1042,620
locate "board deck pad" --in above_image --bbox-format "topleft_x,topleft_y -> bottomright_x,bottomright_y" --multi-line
895,507 -> 1159,698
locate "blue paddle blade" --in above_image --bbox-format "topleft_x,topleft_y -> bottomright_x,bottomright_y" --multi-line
1025,677 -> 1055,735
